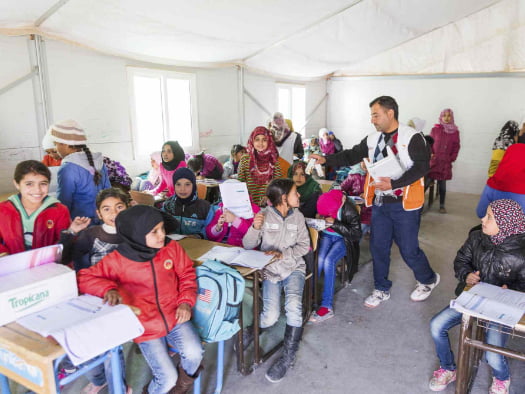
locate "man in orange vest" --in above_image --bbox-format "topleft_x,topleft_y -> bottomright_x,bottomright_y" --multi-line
310,96 -> 439,308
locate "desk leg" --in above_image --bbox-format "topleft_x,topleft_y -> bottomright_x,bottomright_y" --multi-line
455,314 -> 474,394
253,270 -> 261,366
110,347 -> 125,394
236,301 -> 249,375
0,374 -> 10,394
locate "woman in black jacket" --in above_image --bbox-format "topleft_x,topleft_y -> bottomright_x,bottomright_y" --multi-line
428,199 -> 525,393
309,190 -> 361,323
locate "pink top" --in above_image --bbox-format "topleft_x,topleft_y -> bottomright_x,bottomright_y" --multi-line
151,161 -> 187,197
205,202 -> 261,247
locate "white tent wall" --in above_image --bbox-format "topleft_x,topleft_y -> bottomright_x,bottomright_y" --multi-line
327,75 -> 525,195
0,35 -> 327,194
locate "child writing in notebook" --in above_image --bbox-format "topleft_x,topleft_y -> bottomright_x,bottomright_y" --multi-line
78,205 -> 204,394
242,178 -> 310,383
309,189 -> 361,323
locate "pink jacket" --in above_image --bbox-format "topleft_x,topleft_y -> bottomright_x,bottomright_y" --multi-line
151,161 -> 187,197
205,202 -> 260,247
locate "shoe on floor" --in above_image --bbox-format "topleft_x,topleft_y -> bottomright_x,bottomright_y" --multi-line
439,207 -> 447,214
309,307 -> 334,323
429,368 -> 456,391
410,273 -> 440,301
81,382 -> 108,394
489,377 -> 510,394
364,289 -> 390,308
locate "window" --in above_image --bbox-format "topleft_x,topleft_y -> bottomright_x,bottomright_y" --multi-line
277,83 -> 305,136
128,67 -> 199,156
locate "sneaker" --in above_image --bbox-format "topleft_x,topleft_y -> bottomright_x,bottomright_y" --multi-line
309,307 -> 334,323
429,368 -> 456,391
489,377 -> 510,394
364,289 -> 390,308
439,207 -> 447,214
80,382 -> 108,394
57,367 -> 77,380
410,273 -> 440,302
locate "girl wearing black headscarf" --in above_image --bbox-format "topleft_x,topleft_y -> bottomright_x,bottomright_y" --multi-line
78,205 -> 203,394
150,140 -> 187,198
162,167 -> 211,237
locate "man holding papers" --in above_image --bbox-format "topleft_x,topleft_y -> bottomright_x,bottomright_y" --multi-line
310,96 -> 439,308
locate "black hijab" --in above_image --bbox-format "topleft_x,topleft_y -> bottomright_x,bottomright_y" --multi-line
116,205 -> 165,262
162,141 -> 185,171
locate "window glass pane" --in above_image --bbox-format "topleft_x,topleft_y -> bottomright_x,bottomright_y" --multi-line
133,75 -> 164,155
278,88 -> 291,119
292,87 -> 306,135
166,78 -> 193,147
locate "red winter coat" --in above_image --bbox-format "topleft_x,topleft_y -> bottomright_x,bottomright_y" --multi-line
77,240 -> 197,343
0,199 -> 71,255
428,125 -> 460,180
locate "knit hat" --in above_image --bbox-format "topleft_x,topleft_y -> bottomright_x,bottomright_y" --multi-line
48,120 -> 87,145
42,132 -> 55,150
317,189 -> 344,218
172,167 -> 197,203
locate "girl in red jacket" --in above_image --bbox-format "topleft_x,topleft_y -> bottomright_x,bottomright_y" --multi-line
0,160 -> 88,257
78,205 -> 203,394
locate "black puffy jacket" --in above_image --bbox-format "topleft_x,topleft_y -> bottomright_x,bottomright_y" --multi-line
329,196 -> 362,281
454,230 -> 525,292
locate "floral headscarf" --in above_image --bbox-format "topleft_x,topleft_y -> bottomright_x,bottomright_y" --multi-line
488,199 -> 525,245
247,126 -> 279,185
439,109 -> 459,134
492,120 -> 519,150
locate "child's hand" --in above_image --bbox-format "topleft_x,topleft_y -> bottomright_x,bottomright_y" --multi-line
69,217 -> 91,234
104,289 -> 122,306
223,209 -> 237,223
216,214 -> 226,231
466,271 -> 480,286
176,303 -> 191,323
325,217 -> 335,224
264,250 -> 282,260
252,212 -> 265,230
373,177 -> 392,191
309,154 -> 326,165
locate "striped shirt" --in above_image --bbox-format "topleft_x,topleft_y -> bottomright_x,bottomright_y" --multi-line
237,155 -> 283,206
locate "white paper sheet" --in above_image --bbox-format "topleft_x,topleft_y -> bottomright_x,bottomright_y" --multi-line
197,245 -> 273,269
167,234 -> 187,241
17,295 -> 144,365
364,146 -> 405,182
219,182 -> 254,219
305,218 -> 331,231
451,283 -> 525,327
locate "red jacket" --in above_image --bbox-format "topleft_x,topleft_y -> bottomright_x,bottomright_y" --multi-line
0,199 -> 71,255
77,240 -> 197,343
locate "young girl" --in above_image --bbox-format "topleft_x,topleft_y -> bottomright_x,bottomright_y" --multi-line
0,160 -> 88,256
205,182 -> 260,246
309,190 -> 361,323
287,161 -> 321,218
78,205 -> 203,394
42,132 -> 62,167
427,109 -> 461,214
186,152 -> 224,180
222,144 -> 246,180
304,136 -> 321,161
150,140 -> 187,198
428,199 -> 525,394
243,178 -> 310,383
268,112 -> 304,166
49,120 -> 111,222
328,131 -> 343,153
132,151 -> 162,191
237,126 -> 283,207
340,163 -> 372,238
318,128 -> 335,156
162,167 -> 211,237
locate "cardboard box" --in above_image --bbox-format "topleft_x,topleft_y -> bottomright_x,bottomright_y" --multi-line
0,263 -> 77,326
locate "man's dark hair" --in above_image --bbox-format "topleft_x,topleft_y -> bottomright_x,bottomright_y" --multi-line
369,96 -> 399,120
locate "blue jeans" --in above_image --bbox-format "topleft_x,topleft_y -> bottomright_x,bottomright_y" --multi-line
260,270 -> 305,328
370,202 -> 435,291
138,321 -> 204,394
318,234 -> 346,309
86,349 -> 126,391
430,306 -> 510,380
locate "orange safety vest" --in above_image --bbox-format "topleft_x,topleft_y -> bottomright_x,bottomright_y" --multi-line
363,172 -> 425,211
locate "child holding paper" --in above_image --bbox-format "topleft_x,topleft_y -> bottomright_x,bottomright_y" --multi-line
242,178 -> 310,383
428,199 -> 525,394
78,205 -> 203,394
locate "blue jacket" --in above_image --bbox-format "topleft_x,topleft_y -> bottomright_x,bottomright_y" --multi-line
476,185 -> 525,218
57,151 -> 110,221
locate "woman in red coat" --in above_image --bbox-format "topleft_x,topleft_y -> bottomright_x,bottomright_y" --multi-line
428,109 -> 461,214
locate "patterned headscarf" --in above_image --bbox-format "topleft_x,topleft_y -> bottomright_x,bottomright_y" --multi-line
439,109 -> 459,134
493,120 -> 519,150
488,199 -> 525,245
247,126 -> 279,185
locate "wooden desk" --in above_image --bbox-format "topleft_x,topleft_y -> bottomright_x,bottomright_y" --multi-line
317,179 -> 334,193
196,180 -> 221,203
455,313 -> 525,393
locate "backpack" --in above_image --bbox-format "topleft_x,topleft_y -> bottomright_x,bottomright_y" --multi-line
191,259 -> 245,342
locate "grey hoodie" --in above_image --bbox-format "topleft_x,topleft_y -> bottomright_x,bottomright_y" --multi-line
243,206 -> 310,282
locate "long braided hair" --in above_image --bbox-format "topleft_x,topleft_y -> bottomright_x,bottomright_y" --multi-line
75,144 -> 102,185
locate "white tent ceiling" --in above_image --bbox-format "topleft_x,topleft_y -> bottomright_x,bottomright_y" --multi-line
1,0 -> 523,79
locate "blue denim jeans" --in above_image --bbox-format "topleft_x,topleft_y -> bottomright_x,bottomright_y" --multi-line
318,233 -> 346,309
260,270 -> 305,328
138,321 -> 204,394
370,202 -> 435,291
430,306 -> 510,380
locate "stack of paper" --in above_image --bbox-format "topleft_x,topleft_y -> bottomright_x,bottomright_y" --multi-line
219,182 -> 254,219
364,146 -> 405,181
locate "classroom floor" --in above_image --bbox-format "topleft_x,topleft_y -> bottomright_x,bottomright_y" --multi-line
7,192 -> 525,394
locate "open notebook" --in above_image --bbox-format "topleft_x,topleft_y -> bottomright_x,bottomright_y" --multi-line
197,246 -> 273,270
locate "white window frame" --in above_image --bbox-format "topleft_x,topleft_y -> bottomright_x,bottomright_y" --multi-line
276,82 -> 306,136
127,67 -> 199,158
